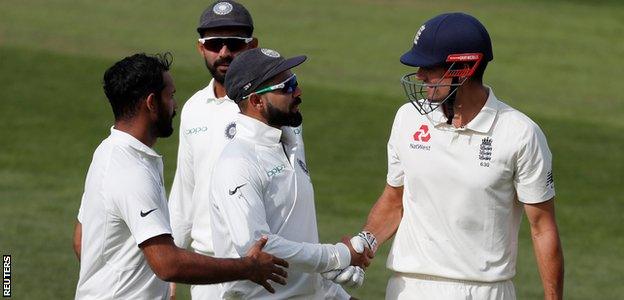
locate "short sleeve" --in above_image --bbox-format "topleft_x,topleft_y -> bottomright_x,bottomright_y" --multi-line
514,122 -> 556,203
387,108 -> 405,187
111,169 -> 172,245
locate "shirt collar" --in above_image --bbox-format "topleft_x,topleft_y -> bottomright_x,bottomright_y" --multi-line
426,86 -> 499,133
464,87 -> 499,133
236,114 -> 283,146
205,79 -> 232,104
109,127 -> 162,158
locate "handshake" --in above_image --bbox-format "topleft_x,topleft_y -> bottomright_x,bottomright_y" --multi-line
323,231 -> 378,288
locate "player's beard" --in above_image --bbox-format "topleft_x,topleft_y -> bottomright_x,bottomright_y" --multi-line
205,56 -> 233,84
155,98 -> 176,138
265,98 -> 303,127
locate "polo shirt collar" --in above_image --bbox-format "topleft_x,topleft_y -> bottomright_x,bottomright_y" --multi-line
426,86 -> 499,133
236,114 -> 282,146
109,127 -> 161,158
205,79 -> 232,104
464,87 -> 499,133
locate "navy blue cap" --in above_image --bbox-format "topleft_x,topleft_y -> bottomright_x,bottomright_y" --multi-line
197,1 -> 254,36
401,12 -> 493,68
225,48 -> 307,103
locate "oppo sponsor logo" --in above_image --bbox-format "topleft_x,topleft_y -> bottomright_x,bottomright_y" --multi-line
185,126 -> 208,135
266,164 -> 286,177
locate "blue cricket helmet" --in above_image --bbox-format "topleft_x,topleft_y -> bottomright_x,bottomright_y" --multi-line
400,12 -> 493,68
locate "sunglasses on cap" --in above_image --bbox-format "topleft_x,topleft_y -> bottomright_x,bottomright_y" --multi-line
243,74 -> 298,100
198,36 -> 253,52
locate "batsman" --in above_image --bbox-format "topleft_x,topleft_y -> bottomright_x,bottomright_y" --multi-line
325,12 -> 564,300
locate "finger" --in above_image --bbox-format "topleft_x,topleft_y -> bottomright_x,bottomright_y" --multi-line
254,236 -> 268,249
261,281 -> 275,294
365,247 -> 375,259
273,266 -> 288,278
353,268 -> 365,288
269,273 -> 287,285
273,256 -> 289,268
321,269 -> 340,280
362,257 -> 371,268
336,266 -> 355,283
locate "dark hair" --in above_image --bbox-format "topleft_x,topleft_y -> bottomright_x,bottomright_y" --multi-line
103,53 -> 172,120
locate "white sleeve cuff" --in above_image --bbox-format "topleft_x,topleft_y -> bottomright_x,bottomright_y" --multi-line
334,242 -> 351,270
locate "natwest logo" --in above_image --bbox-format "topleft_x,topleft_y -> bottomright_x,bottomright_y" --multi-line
413,124 -> 431,142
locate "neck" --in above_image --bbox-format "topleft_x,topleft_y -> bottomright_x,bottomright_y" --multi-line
114,119 -> 157,148
214,80 -> 227,98
446,82 -> 488,128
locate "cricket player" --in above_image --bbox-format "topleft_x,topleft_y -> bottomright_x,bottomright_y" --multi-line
168,1 -> 353,299
73,53 -> 288,299
208,48 -> 372,299
328,13 -> 564,299
167,1 -> 258,298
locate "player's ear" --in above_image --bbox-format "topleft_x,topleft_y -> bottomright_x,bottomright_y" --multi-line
196,40 -> 205,55
248,93 -> 264,111
249,37 -> 259,49
145,93 -> 158,114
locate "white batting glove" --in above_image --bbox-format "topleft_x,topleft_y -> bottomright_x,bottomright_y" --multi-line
350,231 -> 378,254
321,266 -> 365,288
321,269 -> 342,281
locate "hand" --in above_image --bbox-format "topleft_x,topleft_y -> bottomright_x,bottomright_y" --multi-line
350,231 -> 378,254
321,266 -> 365,288
244,236 -> 289,293
342,236 -> 373,268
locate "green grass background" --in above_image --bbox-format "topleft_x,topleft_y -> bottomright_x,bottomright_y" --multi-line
1,0 -> 623,299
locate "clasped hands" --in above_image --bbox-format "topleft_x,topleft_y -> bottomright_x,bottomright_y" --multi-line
322,231 -> 377,288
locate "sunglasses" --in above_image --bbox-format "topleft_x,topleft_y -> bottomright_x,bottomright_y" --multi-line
243,74 -> 299,100
198,36 -> 253,52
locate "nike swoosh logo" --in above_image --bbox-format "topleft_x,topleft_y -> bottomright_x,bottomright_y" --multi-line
140,208 -> 157,217
228,183 -> 247,195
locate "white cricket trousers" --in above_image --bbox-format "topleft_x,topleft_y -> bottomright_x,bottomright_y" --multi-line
386,273 -> 516,300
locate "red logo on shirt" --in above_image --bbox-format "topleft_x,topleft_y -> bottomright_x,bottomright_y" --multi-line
413,124 -> 431,142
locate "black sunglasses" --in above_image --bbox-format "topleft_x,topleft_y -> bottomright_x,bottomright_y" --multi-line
198,36 -> 252,52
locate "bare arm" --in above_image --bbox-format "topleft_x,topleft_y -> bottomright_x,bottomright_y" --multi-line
140,234 -> 288,293
363,184 -> 404,245
524,198 -> 564,300
73,221 -> 82,261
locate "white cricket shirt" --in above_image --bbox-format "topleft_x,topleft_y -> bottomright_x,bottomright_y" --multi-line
75,128 -> 172,299
168,79 -> 239,254
209,115 -> 351,299
385,87 -> 555,282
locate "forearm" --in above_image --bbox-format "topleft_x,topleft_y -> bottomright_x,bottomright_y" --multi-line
165,248 -> 252,284
363,185 -> 403,244
525,200 -> 564,300
258,235 -> 350,273
532,227 -> 564,299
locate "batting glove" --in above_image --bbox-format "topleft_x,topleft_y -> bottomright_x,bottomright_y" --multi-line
322,266 -> 365,288
350,231 -> 378,254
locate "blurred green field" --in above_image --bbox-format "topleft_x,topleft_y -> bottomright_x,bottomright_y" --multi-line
1,0 -> 623,299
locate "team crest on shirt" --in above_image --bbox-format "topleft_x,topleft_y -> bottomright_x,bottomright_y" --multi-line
478,137 -> 493,167
297,159 -> 309,175
224,122 -> 237,139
